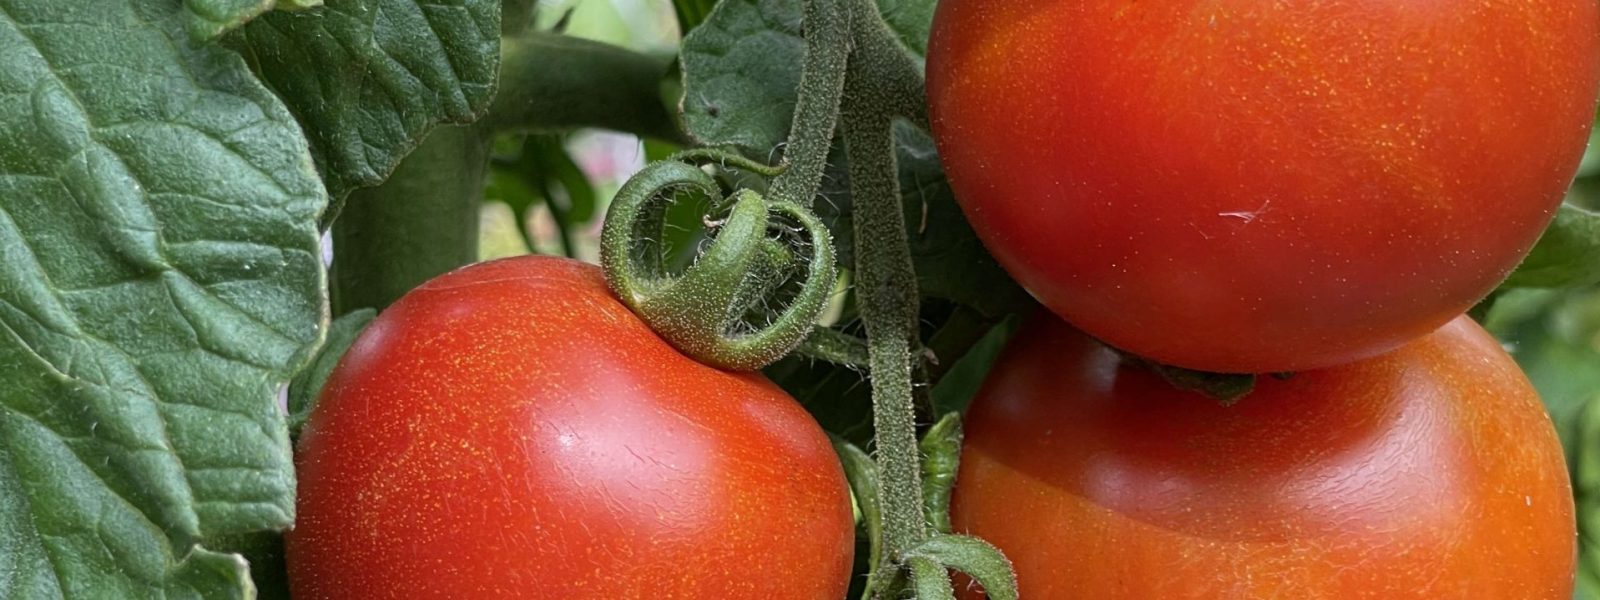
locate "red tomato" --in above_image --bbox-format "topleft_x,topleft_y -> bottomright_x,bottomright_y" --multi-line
951,314 -> 1575,599
927,0 -> 1600,373
286,256 -> 854,599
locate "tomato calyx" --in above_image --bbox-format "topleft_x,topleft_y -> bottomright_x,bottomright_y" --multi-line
601,149 -> 838,372
1118,351 -> 1260,405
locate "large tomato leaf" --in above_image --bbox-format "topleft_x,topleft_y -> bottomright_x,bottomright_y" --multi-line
680,0 -> 1030,318
182,0 -> 320,41
681,0 -> 930,153
226,0 -> 500,203
0,0 -> 326,596
680,0 -> 804,153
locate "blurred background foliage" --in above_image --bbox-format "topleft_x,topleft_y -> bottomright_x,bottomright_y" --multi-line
482,2 -> 1600,597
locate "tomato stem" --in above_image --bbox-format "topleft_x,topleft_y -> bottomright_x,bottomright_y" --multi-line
845,102 -> 925,554
331,125 -> 489,314
824,1 -> 1018,596
767,0 -> 850,210
487,31 -> 688,145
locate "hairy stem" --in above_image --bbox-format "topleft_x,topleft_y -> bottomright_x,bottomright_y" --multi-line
767,0 -> 850,209
798,327 -> 872,368
847,104 -> 925,565
488,32 -> 687,144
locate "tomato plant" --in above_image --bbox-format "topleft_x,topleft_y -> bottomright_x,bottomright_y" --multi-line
953,315 -> 1575,598
286,256 -> 854,598
2,0 -> 1598,599
926,0 -> 1600,373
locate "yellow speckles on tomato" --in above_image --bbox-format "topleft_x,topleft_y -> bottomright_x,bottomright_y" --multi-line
954,315 -> 1574,599
287,256 -> 854,599
928,0 -> 1600,372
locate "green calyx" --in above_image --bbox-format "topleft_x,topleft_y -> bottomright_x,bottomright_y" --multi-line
601,151 -> 837,371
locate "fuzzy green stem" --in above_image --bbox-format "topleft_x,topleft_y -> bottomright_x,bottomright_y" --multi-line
798,327 -> 872,368
767,0 -> 850,209
331,125 -> 488,314
846,101 -> 925,565
488,32 -> 687,144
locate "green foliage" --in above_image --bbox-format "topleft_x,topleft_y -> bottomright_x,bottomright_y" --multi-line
873,0 -> 935,57
680,0 -> 807,152
287,309 -> 376,435
0,0 -> 328,596
673,0 -> 720,34
485,135 -> 600,257
919,413 -> 962,534
681,0 -> 1029,319
227,0 -> 502,204
1505,203 -> 1600,289
182,0 -> 320,41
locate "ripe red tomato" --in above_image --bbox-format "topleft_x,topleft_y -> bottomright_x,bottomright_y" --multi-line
927,0 -> 1600,373
286,256 -> 855,599
951,314 -> 1575,598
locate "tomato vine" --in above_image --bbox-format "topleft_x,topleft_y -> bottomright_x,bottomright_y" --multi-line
596,0 -> 1016,597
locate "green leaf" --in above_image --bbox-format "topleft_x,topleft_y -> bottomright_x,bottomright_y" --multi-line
205,531 -> 289,600
904,534 -> 1019,600
680,0 -> 806,153
681,0 -> 935,154
182,0 -> 320,42
930,315 -> 1018,415
831,436 -> 884,600
0,0 -> 326,596
672,0 -> 720,34
919,412 -> 962,535
874,0 -> 935,57
227,0 -> 501,203
287,308 -> 375,436
1504,203 -> 1600,289
682,0 -> 1030,316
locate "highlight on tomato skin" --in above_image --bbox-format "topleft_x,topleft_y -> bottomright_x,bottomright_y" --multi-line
950,313 -> 1576,599
285,255 -> 856,600
926,0 -> 1600,374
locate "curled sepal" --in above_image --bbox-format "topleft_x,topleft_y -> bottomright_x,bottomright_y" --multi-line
904,534 -> 1019,600
909,556 -> 957,600
601,153 -> 838,371
920,412 -> 963,534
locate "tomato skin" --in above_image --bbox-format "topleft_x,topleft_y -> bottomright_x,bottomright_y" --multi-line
286,256 -> 854,599
952,315 -> 1575,599
927,0 -> 1600,373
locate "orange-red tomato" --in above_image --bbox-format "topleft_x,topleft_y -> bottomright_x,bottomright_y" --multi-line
286,256 -> 854,599
952,315 -> 1575,599
927,0 -> 1600,373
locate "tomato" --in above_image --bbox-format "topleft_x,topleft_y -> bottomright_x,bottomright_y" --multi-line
286,256 -> 855,599
926,0 -> 1600,373
951,314 -> 1575,599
